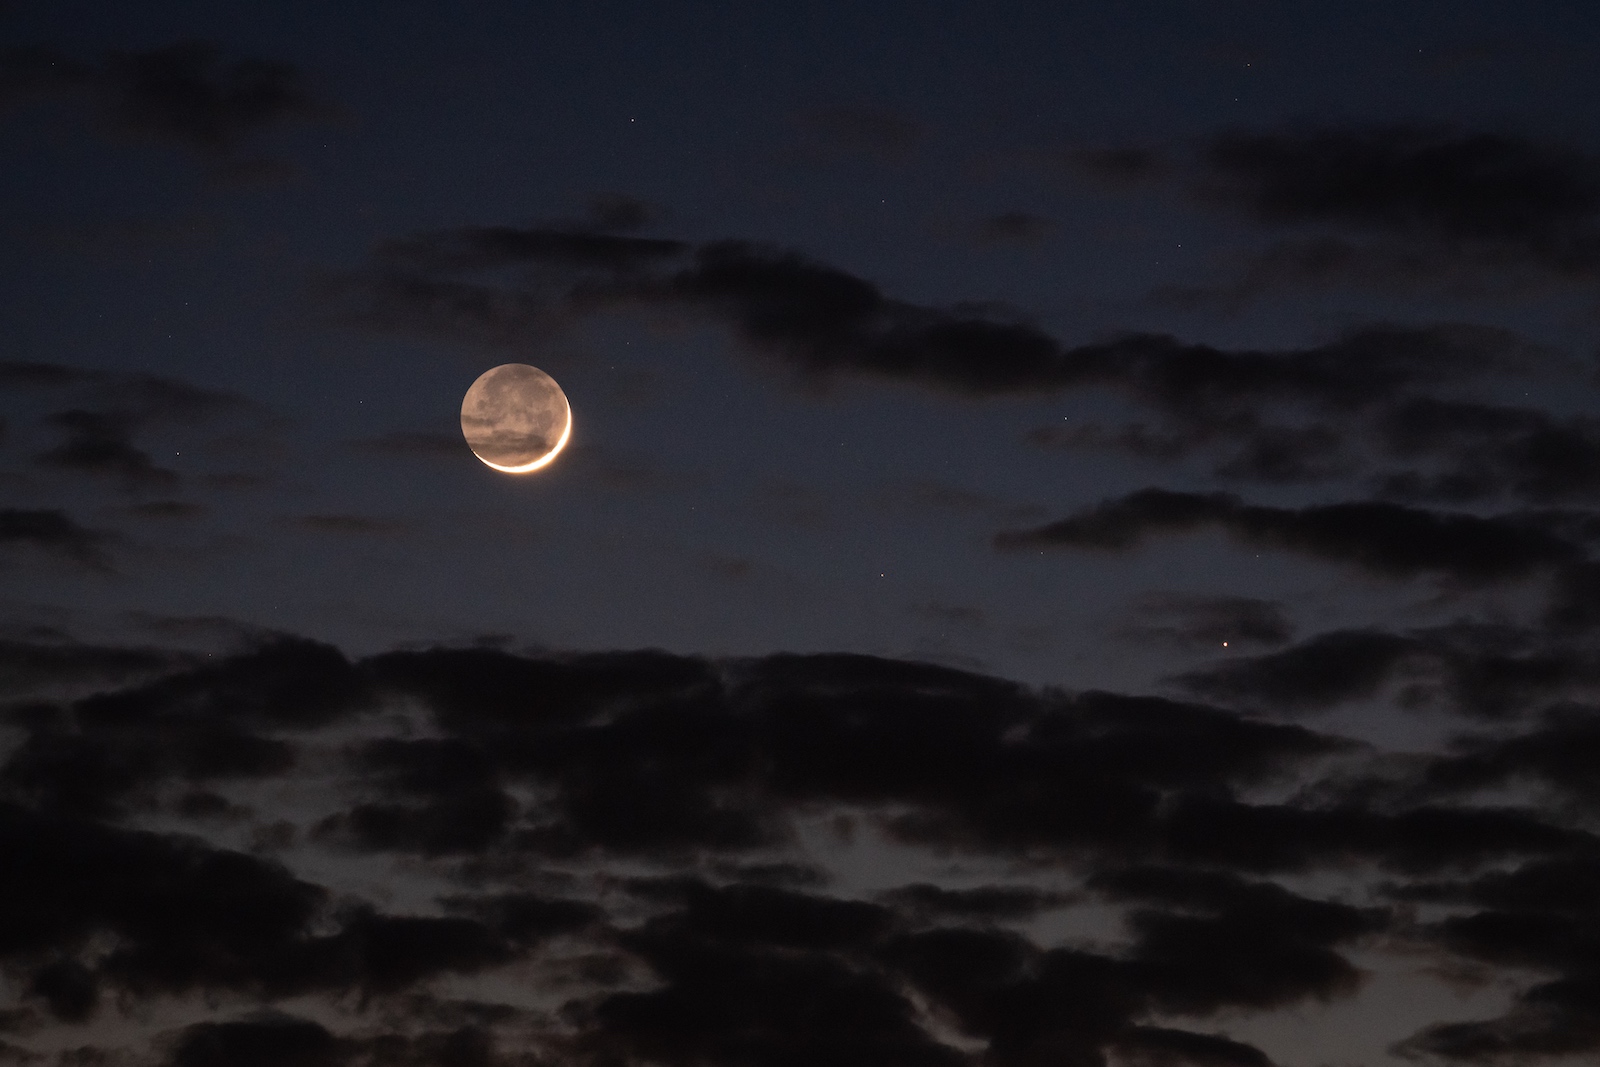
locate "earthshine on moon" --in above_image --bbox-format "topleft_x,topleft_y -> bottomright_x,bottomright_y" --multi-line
460,364 -> 572,473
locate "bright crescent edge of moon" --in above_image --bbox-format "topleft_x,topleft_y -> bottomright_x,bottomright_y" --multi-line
477,414 -> 572,473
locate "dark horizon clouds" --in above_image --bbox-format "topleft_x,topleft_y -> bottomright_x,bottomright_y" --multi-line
3,633 -> 1600,1067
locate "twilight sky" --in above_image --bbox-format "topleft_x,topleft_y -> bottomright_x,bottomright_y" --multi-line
6,3 -> 1600,1067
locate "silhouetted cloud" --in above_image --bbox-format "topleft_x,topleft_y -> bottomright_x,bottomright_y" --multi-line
164,1016 -> 344,1067
0,636 -> 182,701
793,104 -> 925,160
1150,124 -> 1600,303
1121,593 -> 1294,648
1175,619 -> 1600,720
3,634 -> 1596,1063
349,431 -> 462,457
879,883 -> 1072,921
0,41 -> 331,160
584,193 -> 664,233
1088,866 -> 1382,1012
36,409 -> 177,487
377,227 -> 687,273
1425,704 -> 1600,808
1059,144 -> 1171,186
974,212 -> 1056,246
1176,630 -> 1421,712
1203,126 -> 1600,247
996,489 -> 1581,583
1387,853 -> 1600,1062
1372,397 -> 1600,504
0,509 -> 112,568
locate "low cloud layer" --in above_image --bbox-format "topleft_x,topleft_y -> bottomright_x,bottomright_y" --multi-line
0,635 -> 1595,1066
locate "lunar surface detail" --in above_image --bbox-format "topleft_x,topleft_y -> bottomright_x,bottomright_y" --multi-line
460,364 -> 572,473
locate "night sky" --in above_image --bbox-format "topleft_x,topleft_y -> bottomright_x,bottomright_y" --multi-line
6,3 -> 1600,1066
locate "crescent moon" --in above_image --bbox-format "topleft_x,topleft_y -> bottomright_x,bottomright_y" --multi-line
460,364 -> 572,474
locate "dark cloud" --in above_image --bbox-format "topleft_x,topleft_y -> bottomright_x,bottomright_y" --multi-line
53,635 -> 366,752
0,636 -> 183,701
1211,423 -> 1347,483
877,914 -> 1317,1067
4,662 -> 303,816
0,42 -> 331,159
1059,144 -> 1170,186
102,42 -> 328,153
1112,1026 -> 1274,1067
879,883 -> 1071,921
1146,125 -> 1600,303
1121,593 -> 1294,648
295,514 -> 406,535
0,799 -> 565,1004
1425,704 -> 1600,808
0,360 -> 88,390
1372,398 -> 1600,505
973,212 -> 1056,246
2,635 -> 1596,1064
0,509 -> 112,568
584,193 -> 664,233
1152,234 -> 1560,309
585,927 -> 965,1067
164,1016 -> 343,1067
0,46 -> 92,108
36,410 -> 178,488
648,242 -> 1066,394
104,372 -> 251,422
1086,324 -> 1519,420
996,489 -> 1581,584
1019,325 -> 1595,504
793,104 -> 925,159
1176,630 -> 1420,712
27,959 -> 97,1023
334,228 -> 1066,390
1394,978 -> 1600,1064
645,256 -> 1510,403
349,431 -> 462,457
3,364 -> 263,504
124,499 -> 204,519
350,649 -> 1342,864
162,1016 -> 513,1067
1386,856 -> 1600,1062
1202,126 -> 1600,246
340,213 -> 1554,460
440,891 -> 600,946
1089,866 -> 1382,1012
880,927 -> 1134,1065
631,879 -> 892,951
1177,624 -> 1600,719
317,272 -> 562,348
314,738 -> 513,855
1544,560 -> 1600,631
376,227 -> 687,274
0,802 -> 324,984
1157,794 -> 1590,875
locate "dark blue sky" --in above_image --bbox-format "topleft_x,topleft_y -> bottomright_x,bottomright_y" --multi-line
6,4 -> 1600,1067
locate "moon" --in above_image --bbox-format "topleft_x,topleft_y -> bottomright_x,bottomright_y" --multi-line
460,364 -> 572,473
